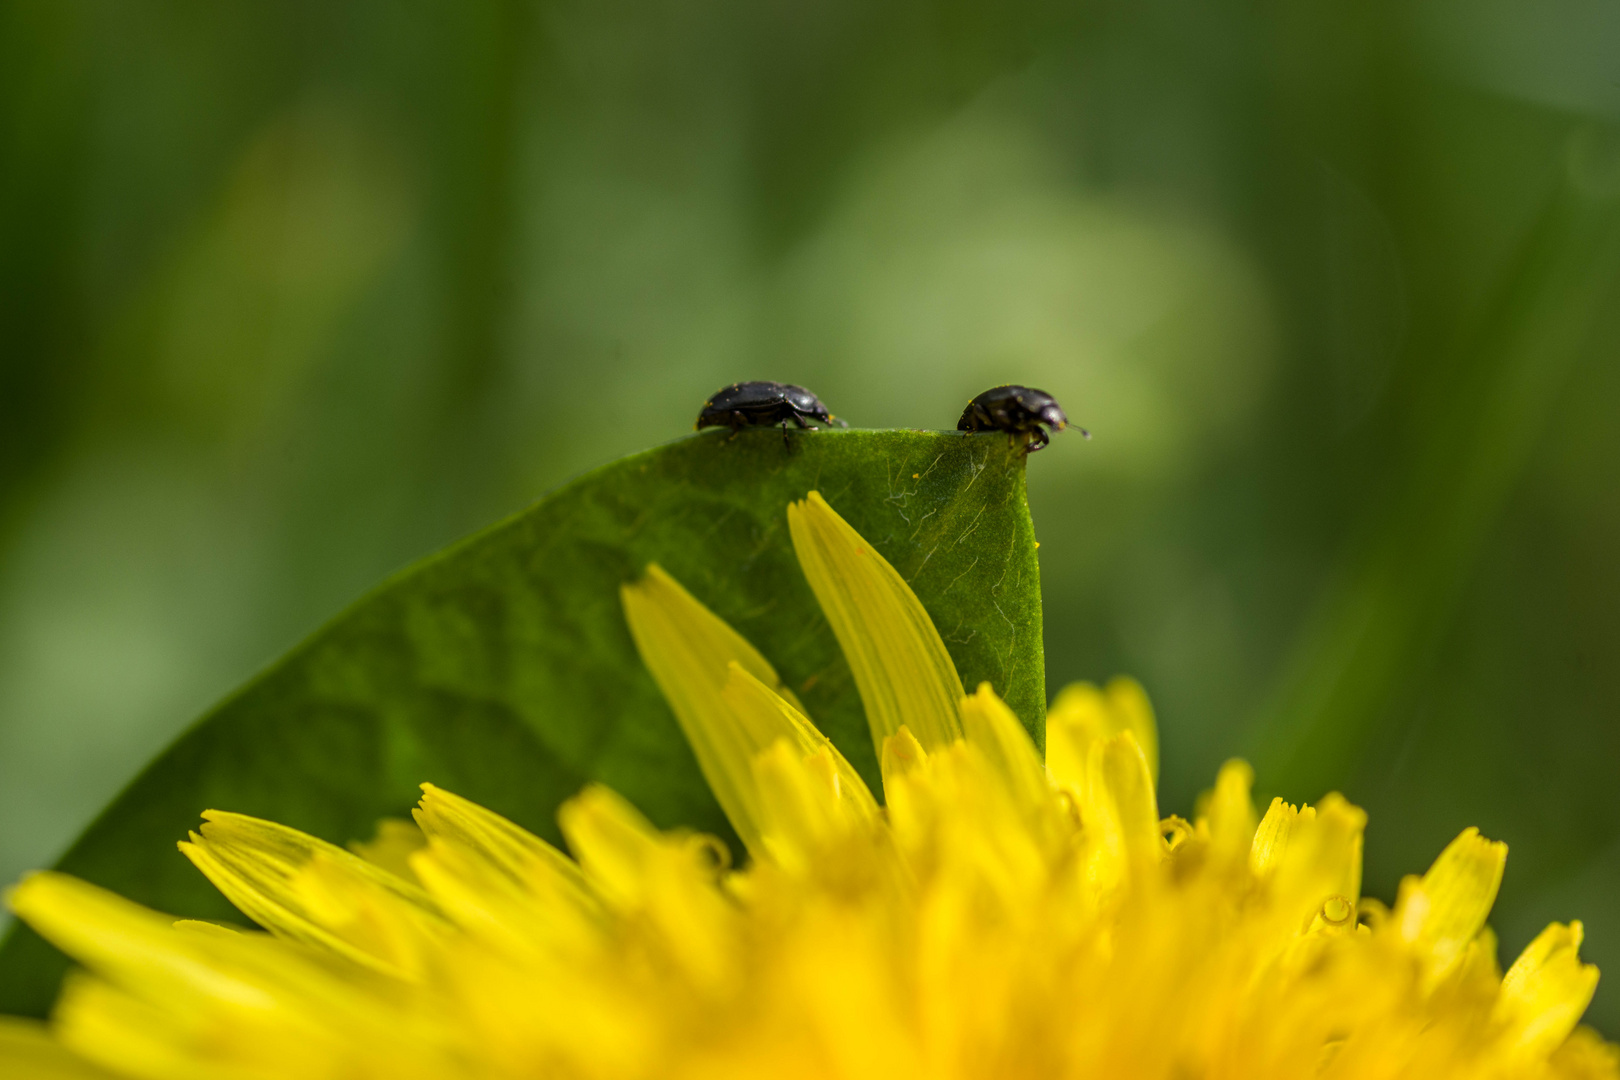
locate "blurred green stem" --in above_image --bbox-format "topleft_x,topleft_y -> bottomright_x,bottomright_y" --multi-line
1251,129 -> 1620,799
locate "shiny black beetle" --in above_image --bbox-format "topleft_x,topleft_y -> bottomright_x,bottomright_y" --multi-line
957,385 -> 1085,452
696,381 -> 847,445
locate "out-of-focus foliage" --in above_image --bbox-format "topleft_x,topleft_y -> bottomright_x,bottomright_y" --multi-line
1,0 -> 1618,1027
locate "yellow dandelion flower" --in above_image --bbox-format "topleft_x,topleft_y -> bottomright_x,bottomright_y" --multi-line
4,490 -> 1617,1079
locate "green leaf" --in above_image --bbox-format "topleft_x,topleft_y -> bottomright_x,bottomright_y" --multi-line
0,428 -> 1043,1015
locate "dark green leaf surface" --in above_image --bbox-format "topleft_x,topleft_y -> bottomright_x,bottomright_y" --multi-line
0,428 -> 1043,1016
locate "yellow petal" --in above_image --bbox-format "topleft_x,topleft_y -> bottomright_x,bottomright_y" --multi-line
7,872 -> 281,1010
1044,717 -> 1086,797
407,829 -> 602,962
1251,797 -> 1315,876
787,490 -> 963,754
556,785 -> 736,988
52,971 -> 251,1080
414,783 -> 586,891
1548,1026 -> 1620,1077
1049,682 -> 1163,887
49,977 -> 197,1080
1395,827 -> 1507,983
0,1017 -> 119,1079
1081,731 -> 1161,884
622,562 -> 796,708
622,564 -> 816,857
1496,921 -> 1600,1059
722,663 -> 878,817
960,682 -> 1048,812
556,784 -> 668,910
1202,760 -> 1257,868
407,789 -> 603,955
1048,676 -> 1158,784
1252,794 -> 1364,942
170,920 -> 241,940
346,818 -> 426,884
1313,794 -> 1365,908
880,725 -> 927,790
751,741 -> 876,870
178,811 -> 444,976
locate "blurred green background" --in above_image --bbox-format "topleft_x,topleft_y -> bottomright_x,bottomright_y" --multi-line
3,0 -> 1620,1028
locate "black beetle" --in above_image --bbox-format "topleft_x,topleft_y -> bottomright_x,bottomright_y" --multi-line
696,381 -> 847,446
957,385 -> 1086,452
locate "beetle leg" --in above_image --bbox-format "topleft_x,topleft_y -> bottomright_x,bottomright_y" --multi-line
1026,428 -> 1050,453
